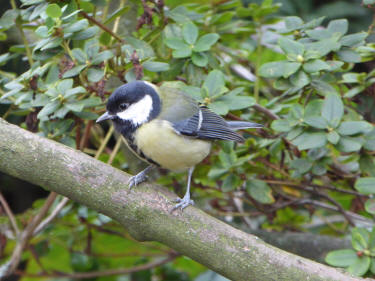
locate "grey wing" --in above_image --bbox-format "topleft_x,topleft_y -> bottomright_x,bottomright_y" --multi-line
158,85 -> 261,143
173,106 -> 245,143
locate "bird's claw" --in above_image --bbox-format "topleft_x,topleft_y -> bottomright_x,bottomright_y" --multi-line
171,196 -> 194,211
128,173 -> 148,189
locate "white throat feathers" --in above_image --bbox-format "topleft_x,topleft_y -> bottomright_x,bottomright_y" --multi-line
116,94 -> 153,125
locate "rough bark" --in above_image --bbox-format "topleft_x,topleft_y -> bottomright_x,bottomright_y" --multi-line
0,118 -> 367,281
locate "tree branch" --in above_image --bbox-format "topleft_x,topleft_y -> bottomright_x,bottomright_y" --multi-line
0,118 -> 364,281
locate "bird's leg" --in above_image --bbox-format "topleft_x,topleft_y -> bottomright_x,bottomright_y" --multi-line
172,166 -> 195,211
128,165 -> 153,189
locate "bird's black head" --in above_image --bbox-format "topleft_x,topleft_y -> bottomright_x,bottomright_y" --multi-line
96,81 -> 161,131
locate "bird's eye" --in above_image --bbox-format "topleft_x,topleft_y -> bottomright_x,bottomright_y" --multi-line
119,103 -> 128,110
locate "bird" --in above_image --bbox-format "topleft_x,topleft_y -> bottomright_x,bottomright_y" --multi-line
96,80 -> 262,211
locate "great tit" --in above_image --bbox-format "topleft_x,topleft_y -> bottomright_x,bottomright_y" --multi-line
96,81 -> 262,210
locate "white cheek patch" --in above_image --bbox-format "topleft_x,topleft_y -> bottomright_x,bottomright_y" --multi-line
116,95 -> 153,125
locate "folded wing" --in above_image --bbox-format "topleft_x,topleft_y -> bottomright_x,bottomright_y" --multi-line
158,85 -> 262,143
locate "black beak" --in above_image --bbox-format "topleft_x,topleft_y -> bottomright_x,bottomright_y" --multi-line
96,112 -> 114,123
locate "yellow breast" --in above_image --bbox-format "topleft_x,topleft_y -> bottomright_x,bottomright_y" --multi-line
134,120 -> 211,172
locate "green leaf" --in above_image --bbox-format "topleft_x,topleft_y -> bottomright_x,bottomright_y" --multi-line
222,174 -> 240,192
303,59 -> 330,73
290,158 -> 313,174
337,49 -> 361,63
220,95 -> 255,111
304,116 -> 327,129
91,50 -> 114,65
64,19 -> 89,33
35,26 -> 49,38
172,47 -> 192,58
71,48 -> 87,64
306,29 -> 332,40
62,65 -> 86,78
37,101 -> 60,120
208,168 -> 228,179
165,37 -> 189,50
284,16 -> 303,30
338,137 -> 362,153
57,79 -> 73,93
203,70 -> 226,97
344,86 -> 365,98
327,131 -> 340,144
355,177 -> 375,195
325,249 -> 357,267
327,19 -> 348,36
305,99 -> 323,116
259,61 -> 300,78
103,6 -> 130,24
326,60 -> 344,71
304,38 -> 341,57
64,86 -> 86,98
365,199 -> 375,215
46,3 -> 62,18
347,256 -> 370,277
291,132 -> 327,150
87,68 -> 104,82
352,228 -> 369,251
72,26 -> 99,40
193,33 -> 220,52
371,258 -> 375,275
142,61 -> 170,72
65,102 -> 84,112
321,94 -> 343,128
278,37 -> 304,56
271,119 -> 291,132
191,52 -> 208,67
208,101 -> 228,115
338,121 -> 373,135
340,32 -> 368,47
246,180 -> 274,204
311,79 -> 338,96
290,70 -> 310,88
0,10 -> 18,29
182,22 -> 198,44
40,38 -> 63,50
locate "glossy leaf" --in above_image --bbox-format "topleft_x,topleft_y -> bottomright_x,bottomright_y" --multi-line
278,37 -> 304,56
193,33 -> 220,52
325,249 -> 357,267
338,121 -> 373,135
355,177 -> 375,195
46,3 -> 62,18
322,94 -> 343,128
182,22 -> 198,44
246,180 -> 274,204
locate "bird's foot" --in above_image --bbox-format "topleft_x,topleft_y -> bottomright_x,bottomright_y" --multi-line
128,172 -> 148,189
172,196 -> 194,211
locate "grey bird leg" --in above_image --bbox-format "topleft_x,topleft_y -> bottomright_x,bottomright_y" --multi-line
172,166 -> 195,211
128,165 -> 153,189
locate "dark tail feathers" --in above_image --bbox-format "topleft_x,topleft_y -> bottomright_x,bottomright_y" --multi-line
226,121 -> 263,130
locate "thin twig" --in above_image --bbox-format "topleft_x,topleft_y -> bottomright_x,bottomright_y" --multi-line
15,254 -> 179,279
0,192 -> 20,237
95,125 -> 114,159
3,192 -> 58,278
80,11 -> 124,43
108,136 -> 122,165
298,199 -> 373,227
252,104 -> 279,120
33,197 -> 70,235
10,0 -> 33,66
314,190 -> 355,226
264,179 -> 366,197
